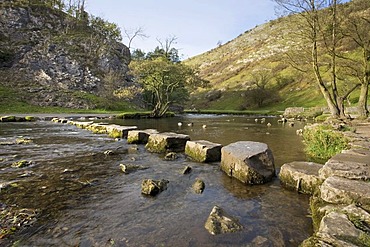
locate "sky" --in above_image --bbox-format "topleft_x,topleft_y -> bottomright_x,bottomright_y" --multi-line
86,0 -> 277,59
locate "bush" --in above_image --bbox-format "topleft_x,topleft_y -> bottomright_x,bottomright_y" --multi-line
303,124 -> 349,160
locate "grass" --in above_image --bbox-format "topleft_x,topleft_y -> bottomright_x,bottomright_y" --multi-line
0,85 -> 138,114
303,124 -> 349,160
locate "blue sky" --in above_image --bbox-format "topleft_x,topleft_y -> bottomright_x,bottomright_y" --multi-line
86,0 -> 277,59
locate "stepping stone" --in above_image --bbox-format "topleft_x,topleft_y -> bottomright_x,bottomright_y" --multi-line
127,129 -> 159,144
221,141 -> 275,184
185,140 -> 222,163
279,161 -> 323,194
145,132 -> 190,153
319,152 -> 370,181
320,176 -> 370,209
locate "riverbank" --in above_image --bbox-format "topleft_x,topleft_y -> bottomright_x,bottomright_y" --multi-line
280,120 -> 370,246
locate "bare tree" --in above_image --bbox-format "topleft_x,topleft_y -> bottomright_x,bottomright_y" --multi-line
123,27 -> 148,50
341,0 -> 370,118
274,0 -> 360,119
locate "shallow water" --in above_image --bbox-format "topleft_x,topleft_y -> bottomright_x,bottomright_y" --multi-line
0,114 -> 313,246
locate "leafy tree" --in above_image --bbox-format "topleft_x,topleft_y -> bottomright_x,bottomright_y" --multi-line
88,15 -> 122,42
129,43 -> 207,117
146,36 -> 180,63
131,49 -> 146,61
243,69 -> 279,107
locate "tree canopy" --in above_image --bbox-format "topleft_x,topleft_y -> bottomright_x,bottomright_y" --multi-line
129,44 -> 208,117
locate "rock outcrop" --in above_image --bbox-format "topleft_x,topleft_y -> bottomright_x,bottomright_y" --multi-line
0,1 -> 131,108
220,141 -> 275,184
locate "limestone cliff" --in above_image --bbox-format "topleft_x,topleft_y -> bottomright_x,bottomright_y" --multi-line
0,0 -> 131,109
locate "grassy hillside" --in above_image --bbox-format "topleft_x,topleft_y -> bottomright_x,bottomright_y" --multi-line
185,0 -> 369,112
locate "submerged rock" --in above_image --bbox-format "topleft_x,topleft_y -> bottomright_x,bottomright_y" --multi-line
164,152 -> 178,161
141,179 -> 169,196
192,179 -> 205,194
104,150 -> 114,156
11,160 -> 32,168
279,161 -> 323,194
119,164 -> 148,174
204,205 -> 243,235
185,140 -> 222,163
16,138 -> 33,145
0,116 -> 16,122
182,166 -> 192,174
221,141 -> 275,184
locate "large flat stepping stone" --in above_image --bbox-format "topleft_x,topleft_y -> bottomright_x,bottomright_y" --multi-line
221,141 -> 275,185
319,152 -> 370,181
320,176 -> 370,209
185,140 -> 222,162
145,132 -> 190,153
69,121 -> 93,129
127,129 -> 159,144
105,125 -> 137,138
86,123 -> 110,134
279,161 -> 323,194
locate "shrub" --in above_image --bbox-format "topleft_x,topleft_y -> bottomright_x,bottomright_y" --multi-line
303,124 -> 349,160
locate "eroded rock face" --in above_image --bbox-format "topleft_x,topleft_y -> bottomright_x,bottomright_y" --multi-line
141,179 -> 169,196
221,141 -> 275,184
279,161 -> 323,194
145,132 -> 190,153
204,205 -> 243,235
0,4 -> 131,109
185,140 -> 222,163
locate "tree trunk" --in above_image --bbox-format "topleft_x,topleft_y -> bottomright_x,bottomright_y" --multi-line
358,82 -> 369,118
310,0 -> 340,118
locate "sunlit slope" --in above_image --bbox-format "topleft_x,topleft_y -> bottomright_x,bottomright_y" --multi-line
185,0 -> 368,111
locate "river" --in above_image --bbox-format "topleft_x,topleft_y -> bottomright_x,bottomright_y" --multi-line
0,114 -> 313,246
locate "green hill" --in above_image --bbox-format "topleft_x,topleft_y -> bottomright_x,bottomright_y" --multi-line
185,0 -> 369,113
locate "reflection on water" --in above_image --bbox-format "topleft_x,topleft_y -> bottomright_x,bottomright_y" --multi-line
0,115 -> 313,246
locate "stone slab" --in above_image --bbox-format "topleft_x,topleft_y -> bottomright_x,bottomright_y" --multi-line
319,152 -> 370,181
221,141 -> 275,184
145,132 -> 190,153
279,161 -> 324,194
185,140 -> 222,162
127,129 -> 159,144
320,176 -> 370,209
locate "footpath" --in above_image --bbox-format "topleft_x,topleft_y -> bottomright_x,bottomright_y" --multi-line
280,121 -> 370,246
